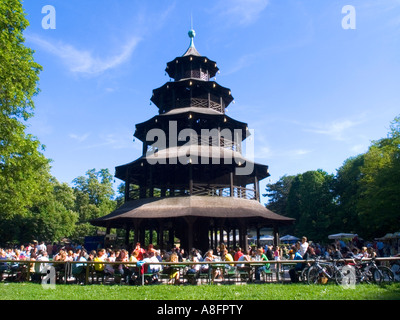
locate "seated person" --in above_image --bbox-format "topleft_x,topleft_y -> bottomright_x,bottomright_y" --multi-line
114,249 -> 130,283
288,245 -> 304,283
143,251 -> 162,283
237,250 -> 252,279
168,252 -> 180,285
186,252 -> 200,284
253,248 -> 270,281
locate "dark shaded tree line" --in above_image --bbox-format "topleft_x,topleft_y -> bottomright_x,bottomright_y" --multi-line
264,116 -> 400,242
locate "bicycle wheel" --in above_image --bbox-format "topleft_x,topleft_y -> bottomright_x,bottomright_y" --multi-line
373,266 -> 394,284
354,267 -> 363,284
307,266 -> 323,285
336,265 -> 356,287
334,268 -> 344,285
300,265 -> 310,283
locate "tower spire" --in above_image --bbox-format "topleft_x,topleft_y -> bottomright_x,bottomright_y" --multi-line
183,15 -> 200,56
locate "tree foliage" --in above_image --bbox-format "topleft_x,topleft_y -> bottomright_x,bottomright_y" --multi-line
0,0 -> 42,120
265,115 -> 400,242
357,117 -> 400,238
0,0 -> 53,244
0,2 -> 120,245
333,154 -> 364,233
71,169 -> 117,240
286,170 -> 335,241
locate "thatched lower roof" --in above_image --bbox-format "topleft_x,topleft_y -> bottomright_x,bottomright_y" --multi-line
90,196 -> 294,227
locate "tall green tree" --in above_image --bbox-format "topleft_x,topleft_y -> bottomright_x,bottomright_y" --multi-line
0,0 -> 42,120
24,180 -> 79,243
0,0 -> 52,244
286,170 -> 336,242
357,116 -> 400,238
264,175 -> 295,217
333,154 -> 364,234
71,169 -> 117,239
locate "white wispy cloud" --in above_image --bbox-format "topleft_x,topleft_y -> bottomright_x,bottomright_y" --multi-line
71,130 -> 141,151
26,34 -> 141,76
350,144 -> 368,154
215,0 -> 270,26
304,119 -> 361,141
69,133 -> 90,143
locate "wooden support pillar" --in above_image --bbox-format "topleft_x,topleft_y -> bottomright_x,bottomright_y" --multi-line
149,166 -> 154,198
140,227 -> 145,247
169,228 -> 174,248
133,220 -> 140,244
233,228 -> 237,248
230,170 -> 234,197
239,222 -> 248,252
189,163 -> 193,195
149,227 -> 153,244
124,180 -> 130,202
254,175 -> 260,201
139,167 -> 147,199
158,221 -> 164,249
214,226 -> 218,250
239,227 -> 243,250
256,227 -> 260,248
184,217 -> 197,252
125,225 -> 130,247
273,225 -> 280,247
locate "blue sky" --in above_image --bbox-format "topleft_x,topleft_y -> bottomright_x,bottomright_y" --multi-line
22,0 -> 400,204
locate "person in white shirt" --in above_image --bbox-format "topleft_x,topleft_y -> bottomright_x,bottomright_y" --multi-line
38,241 -> 47,253
143,251 -> 161,283
299,236 -> 309,257
35,251 -> 49,274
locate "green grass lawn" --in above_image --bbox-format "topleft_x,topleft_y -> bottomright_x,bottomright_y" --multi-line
1,282 -> 399,300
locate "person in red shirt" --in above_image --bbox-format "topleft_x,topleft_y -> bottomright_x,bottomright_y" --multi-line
234,247 -> 243,261
134,242 -> 145,261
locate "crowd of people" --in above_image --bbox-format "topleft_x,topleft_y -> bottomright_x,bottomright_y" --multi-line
0,235 -> 399,284
286,236 -> 400,282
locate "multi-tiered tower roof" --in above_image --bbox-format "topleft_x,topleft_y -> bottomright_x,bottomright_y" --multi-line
92,30 -> 293,253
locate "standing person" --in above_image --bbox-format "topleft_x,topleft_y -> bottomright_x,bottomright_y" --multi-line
299,237 -> 309,257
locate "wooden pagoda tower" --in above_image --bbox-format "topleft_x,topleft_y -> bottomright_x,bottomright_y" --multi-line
91,29 -> 294,253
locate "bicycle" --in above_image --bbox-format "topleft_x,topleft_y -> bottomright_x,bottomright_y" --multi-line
307,257 -> 346,285
353,257 -> 394,284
